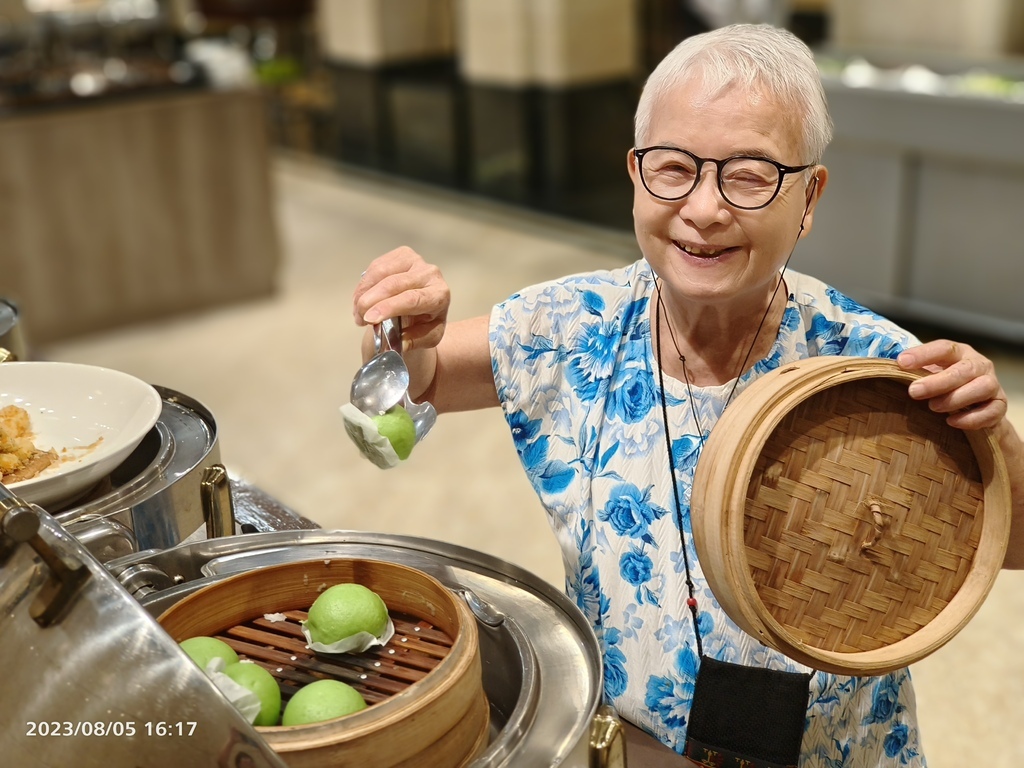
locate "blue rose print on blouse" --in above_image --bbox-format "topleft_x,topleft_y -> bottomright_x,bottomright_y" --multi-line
620,544 -> 659,605
845,329 -> 905,360
622,603 -> 644,641
671,434 -> 703,477
885,723 -> 910,759
621,545 -> 653,585
645,642 -> 701,733
808,313 -> 849,356
862,674 -> 921,764
608,366 -> 657,424
598,483 -> 670,545
864,676 -> 901,725
518,432 -> 574,494
567,320 -> 620,402
509,407 -> 575,495
568,518 -> 603,624
826,286 -> 887,318
508,409 -> 543,455
654,613 -> 691,654
815,740 -> 852,768
603,626 -> 629,699
779,304 -> 801,335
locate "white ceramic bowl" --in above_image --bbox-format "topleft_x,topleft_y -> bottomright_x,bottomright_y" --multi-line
0,362 -> 163,509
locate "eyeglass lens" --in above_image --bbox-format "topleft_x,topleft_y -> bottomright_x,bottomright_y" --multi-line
640,149 -> 783,208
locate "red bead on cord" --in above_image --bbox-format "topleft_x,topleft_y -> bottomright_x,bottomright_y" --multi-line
686,597 -> 698,608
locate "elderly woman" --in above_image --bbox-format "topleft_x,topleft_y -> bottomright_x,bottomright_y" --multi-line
353,24 -> 1024,767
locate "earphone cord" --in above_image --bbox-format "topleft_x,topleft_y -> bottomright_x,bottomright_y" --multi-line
653,229 -> 803,656
654,302 -> 705,657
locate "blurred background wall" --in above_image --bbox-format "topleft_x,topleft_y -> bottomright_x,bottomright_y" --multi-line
1,0 -> 1023,345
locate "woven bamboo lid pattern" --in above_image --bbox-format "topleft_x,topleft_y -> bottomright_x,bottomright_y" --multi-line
691,357 -> 1011,675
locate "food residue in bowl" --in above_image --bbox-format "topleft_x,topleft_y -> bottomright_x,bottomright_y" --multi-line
58,436 -> 106,462
0,404 -> 106,484
0,405 -> 58,483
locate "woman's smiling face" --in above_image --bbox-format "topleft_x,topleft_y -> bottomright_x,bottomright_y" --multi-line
628,76 -> 827,312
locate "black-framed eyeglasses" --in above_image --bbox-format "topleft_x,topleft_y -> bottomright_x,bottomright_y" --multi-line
634,146 -> 812,210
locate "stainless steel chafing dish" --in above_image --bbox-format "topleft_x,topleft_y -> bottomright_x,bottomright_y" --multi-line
53,386 -> 233,563
2,492 -> 626,767
0,486 -> 288,768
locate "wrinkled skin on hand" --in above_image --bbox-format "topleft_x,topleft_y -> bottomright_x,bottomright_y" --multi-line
353,246 -> 451,353
898,339 -> 1007,429
898,339 -> 1024,569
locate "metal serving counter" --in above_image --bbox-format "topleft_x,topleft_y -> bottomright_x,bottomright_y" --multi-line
793,56 -> 1024,344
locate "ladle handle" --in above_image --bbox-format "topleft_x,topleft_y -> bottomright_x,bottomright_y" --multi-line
374,316 -> 403,355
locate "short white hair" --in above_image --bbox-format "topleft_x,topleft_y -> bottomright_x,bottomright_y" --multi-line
634,24 -> 833,163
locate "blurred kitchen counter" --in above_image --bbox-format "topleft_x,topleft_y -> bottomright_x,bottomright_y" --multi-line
0,87 -> 281,345
791,59 -> 1024,345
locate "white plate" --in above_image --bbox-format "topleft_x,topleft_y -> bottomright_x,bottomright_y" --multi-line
0,362 -> 163,509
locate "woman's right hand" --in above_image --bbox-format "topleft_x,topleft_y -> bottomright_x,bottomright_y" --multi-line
353,246 -> 451,352
354,246 -> 498,413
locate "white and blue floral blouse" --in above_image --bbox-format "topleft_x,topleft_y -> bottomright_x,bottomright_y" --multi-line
490,259 -> 928,767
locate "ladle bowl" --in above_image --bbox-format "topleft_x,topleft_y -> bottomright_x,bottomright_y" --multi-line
350,318 -> 437,444
349,351 -> 409,416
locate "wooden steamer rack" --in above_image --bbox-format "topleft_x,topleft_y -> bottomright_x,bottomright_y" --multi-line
158,558 -> 487,767
691,356 -> 1011,675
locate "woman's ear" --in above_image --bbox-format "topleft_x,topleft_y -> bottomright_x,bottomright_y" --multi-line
798,165 -> 829,238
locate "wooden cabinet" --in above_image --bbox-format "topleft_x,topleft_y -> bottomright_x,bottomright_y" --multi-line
0,89 -> 280,345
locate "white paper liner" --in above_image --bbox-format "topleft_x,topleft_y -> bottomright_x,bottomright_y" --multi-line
301,617 -> 396,654
205,658 -> 262,724
263,612 -> 288,623
339,403 -> 400,469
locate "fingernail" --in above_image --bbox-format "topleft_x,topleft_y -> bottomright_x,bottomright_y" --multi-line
364,309 -> 380,324
908,382 -> 923,397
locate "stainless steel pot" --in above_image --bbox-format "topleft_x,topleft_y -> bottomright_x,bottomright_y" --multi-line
114,529 -> 624,767
56,386 -> 233,563
0,298 -> 27,362
0,491 -> 287,768
2,479 -> 626,767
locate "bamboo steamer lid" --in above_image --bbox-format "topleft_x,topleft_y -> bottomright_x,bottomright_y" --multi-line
691,356 -> 1011,676
158,558 -> 487,767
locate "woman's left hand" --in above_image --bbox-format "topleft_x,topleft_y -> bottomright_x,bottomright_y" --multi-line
897,339 -> 1008,430
901,340 -> 1024,569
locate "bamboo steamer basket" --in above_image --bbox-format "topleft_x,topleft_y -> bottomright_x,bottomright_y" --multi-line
158,558 -> 487,767
691,356 -> 1011,676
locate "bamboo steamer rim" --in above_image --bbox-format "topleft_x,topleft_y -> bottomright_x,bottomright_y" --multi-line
691,356 -> 1011,676
157,557 -> 484,764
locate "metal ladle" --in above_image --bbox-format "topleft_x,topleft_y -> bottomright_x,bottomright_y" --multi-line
349,350 -> 409,416
350,317 -> 436,443
403,385 -> 438,445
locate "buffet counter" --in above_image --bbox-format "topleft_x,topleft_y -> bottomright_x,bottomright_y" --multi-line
793,54 -> 1024,343
0,88 -> 281,345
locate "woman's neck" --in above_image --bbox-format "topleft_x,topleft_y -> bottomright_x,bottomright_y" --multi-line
654,278 -> 787,388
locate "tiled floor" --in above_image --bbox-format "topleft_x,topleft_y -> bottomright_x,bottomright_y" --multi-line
43,156 -> 1024,766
